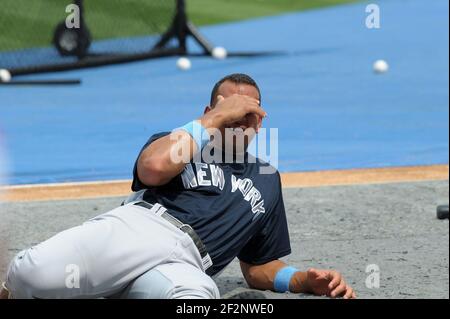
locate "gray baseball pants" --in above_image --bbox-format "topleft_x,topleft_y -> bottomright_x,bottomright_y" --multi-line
5,202 -> 219,299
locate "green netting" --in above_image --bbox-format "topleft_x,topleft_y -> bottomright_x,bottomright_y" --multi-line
0,0 -> 177,73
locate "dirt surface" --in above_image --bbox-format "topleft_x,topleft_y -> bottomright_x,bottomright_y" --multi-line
2,165 -> 448,202
1,180 -> 448,299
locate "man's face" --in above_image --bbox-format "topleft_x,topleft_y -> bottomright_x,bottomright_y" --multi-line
206,81 -> 262,154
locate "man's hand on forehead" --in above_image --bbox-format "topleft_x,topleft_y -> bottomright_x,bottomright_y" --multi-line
229,112 -> 261,133
215,94 -> 266,125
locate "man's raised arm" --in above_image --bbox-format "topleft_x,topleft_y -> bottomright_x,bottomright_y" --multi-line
137,94 -> 266,186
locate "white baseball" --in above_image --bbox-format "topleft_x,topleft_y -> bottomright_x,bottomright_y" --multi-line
0,69 -> 12,83
212,47 -> 228,60
373,60 -> 389,74
176,57 -> 192,71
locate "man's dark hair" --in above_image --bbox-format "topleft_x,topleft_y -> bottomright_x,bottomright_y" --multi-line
210,73 -> 261,107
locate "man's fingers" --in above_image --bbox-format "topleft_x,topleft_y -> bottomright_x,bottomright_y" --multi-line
330,282 -> 347,298
230,93 -> 260,106
215,95 -> 226,107
246,104 -> 267,119
343,286 -> 354,299
328,272 -> 342,290
218,94 -> 266,122
233,94 -> 263,112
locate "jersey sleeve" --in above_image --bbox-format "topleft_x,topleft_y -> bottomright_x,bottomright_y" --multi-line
132,132 -> 171,191
238,172 -> 291,265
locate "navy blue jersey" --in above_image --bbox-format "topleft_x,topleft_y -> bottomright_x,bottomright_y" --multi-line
132,132 -> 291,276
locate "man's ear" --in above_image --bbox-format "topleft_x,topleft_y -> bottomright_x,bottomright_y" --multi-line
203,106 -> 212,115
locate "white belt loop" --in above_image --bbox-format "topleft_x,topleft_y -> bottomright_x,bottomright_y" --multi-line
155,205 -> 167,217
148,203 -> 163,216
202,254 -> 213,271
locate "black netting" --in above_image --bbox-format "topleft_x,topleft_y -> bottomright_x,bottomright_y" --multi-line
0,0 -> 178,74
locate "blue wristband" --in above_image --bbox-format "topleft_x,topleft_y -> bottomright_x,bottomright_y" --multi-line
274,266 -> 299,293
178,121 -> 211,150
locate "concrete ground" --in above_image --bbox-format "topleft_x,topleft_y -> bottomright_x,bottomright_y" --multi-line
0,180 -> 448,299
